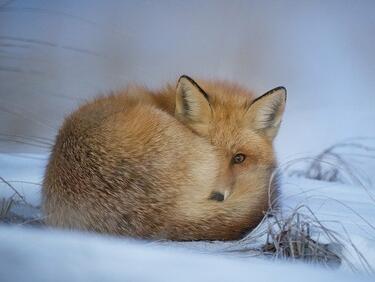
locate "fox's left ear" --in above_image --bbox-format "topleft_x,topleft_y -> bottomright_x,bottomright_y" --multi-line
245,87 -> 287,140
175,75 -> 212,135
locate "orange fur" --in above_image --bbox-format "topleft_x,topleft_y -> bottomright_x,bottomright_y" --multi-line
42,76 -> 286,241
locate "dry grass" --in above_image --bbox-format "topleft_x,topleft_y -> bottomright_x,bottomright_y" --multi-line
0,197 -> 14,221
289,138 -> 375,186
0,194 -> 44,226
0,174 -> 21,223
0,175 -> 44,226
226,208 -> 342,267
225,205 -> 374,273
260,209 -> 341,267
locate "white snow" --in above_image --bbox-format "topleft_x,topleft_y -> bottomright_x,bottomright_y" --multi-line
0,225 -> 373,282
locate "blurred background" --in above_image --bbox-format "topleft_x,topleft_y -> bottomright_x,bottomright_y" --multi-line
0,0 -> 374,162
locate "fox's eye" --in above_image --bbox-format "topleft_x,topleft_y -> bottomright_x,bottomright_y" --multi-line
233,153 -> 246,164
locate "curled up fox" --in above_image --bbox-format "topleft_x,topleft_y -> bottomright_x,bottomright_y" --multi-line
43,75 -> 286,241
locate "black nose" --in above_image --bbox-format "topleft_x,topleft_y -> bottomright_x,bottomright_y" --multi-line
209,192 -> 224,202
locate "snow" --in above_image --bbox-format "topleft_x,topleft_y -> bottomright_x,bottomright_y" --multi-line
0,225 -> 373,282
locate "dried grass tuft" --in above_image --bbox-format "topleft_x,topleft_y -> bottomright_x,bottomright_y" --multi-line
228,205 -> 374,273
0,176 -> 43,226
289,138 -> 375,186
260,209 -> 341,267
0,197 -> 14,221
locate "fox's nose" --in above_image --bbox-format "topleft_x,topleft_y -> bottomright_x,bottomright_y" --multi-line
217,183 -> 233,201
216,167 -> 234,200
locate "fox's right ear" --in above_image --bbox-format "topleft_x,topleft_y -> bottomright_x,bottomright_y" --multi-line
245,86 -> 287,140
175,75 -> 212,135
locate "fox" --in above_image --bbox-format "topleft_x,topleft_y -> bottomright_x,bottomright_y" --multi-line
42,75 -> 286,241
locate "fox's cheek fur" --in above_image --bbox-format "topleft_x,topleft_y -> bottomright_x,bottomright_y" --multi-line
42,75 -> 286,241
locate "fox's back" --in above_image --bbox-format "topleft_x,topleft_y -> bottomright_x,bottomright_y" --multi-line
43,93 -> 219,238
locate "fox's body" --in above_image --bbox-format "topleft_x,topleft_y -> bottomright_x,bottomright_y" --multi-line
43,76 -> 286,240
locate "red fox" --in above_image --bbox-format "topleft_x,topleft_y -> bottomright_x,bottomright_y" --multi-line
42,75 -> 286,240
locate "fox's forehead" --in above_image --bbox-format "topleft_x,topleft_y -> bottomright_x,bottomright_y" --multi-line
199,80 -> 255,122
196,80 -> 256,150
208,104 -> 252,151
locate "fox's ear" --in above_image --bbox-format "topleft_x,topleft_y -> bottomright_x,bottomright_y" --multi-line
175,75 -> 212,135
245,86 -> 286,140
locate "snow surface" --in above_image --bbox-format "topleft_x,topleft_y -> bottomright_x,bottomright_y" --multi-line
0,225 -> 372,282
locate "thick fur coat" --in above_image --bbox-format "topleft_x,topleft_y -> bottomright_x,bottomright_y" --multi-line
43,76 -> 286,240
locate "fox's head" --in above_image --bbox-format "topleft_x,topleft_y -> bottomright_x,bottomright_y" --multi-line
173,75 -> 286,240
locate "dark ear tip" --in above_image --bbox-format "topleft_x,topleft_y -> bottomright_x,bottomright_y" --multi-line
277,86 -> 287,101
273,86 -> 287,93
178,75 -> 193,83
176,75 -> 210,101
252,86 -> 287,105
270,86 -> 287,101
